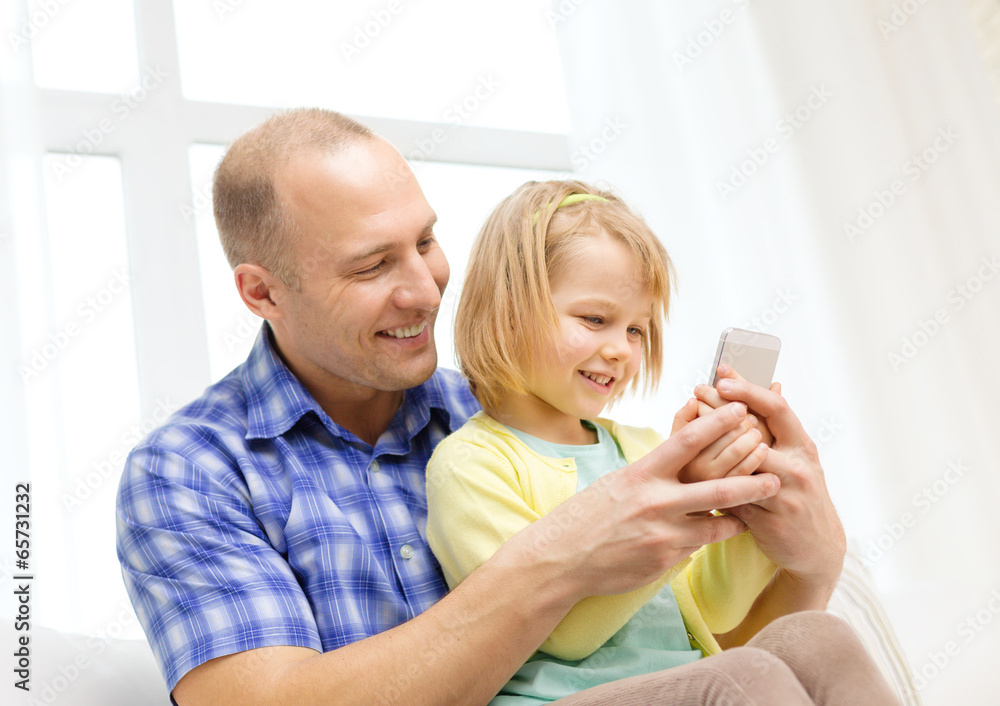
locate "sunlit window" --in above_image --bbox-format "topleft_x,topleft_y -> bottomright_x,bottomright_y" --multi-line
172,0 -> 571,134
27,0 -> 140,93
19,155 -> 142,634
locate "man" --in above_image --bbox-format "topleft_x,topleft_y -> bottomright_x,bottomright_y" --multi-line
116,108 -> 848,705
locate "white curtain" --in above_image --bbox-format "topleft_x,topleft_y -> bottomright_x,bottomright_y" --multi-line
555,1 -> 1000,700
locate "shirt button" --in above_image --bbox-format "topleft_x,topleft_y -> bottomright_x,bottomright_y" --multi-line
400,544 -> 414,560
370,460 -> 380,473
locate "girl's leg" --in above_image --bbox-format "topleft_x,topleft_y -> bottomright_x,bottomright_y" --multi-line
553,646 -> 814,706
746,610 -> 901,706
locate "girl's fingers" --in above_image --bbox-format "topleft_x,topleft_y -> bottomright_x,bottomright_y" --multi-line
724,440 -> 770,477
681,427 -> 762,483
671,398 -> 699,436
694,384 -> 727,410
695,389 -> 755,434
712,427 -> 762,472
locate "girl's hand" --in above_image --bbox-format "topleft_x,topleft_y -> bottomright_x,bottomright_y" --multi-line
670,397 -> 769,483
694,364 -> 778,447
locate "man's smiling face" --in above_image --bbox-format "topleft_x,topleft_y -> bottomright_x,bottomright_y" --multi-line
268,137 -> 449,398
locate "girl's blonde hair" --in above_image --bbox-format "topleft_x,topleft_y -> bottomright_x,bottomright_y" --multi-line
456,179 -> 675,411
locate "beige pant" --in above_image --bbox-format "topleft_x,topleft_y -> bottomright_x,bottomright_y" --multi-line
553,611 -> 901,705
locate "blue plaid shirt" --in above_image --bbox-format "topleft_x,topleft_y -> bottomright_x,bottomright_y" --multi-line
116,325 -> 480,692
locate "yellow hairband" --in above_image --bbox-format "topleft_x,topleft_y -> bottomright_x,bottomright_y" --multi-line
533,193 -> 609,225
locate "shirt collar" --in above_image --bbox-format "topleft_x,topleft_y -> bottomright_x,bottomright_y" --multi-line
241,323 -> 459,442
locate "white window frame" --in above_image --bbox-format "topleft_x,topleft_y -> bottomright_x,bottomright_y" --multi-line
1,0 -> 571,628
38,1 -> 572,417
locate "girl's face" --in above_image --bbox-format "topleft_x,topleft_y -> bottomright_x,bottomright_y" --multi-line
521,234 -> 654,442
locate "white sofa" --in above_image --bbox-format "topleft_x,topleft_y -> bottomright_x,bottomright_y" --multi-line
4,621 -> 169,705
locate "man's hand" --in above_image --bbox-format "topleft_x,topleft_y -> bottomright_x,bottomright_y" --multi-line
712,376 -> 845,590
500,401 -> 782,602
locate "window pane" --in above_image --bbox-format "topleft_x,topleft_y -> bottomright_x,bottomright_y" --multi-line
173,0 -> 571,133
189,143 -> 263,382
22,155 -> 143,635
27,0 -> 140,93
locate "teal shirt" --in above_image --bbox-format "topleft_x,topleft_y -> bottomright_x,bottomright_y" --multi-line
492,422 -> 702,704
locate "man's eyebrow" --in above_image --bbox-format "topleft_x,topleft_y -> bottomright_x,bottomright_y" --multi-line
344,242 -> 393,266
343,215 -> 438,265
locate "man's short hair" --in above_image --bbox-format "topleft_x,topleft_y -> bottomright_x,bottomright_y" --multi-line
212,108 -> 373,288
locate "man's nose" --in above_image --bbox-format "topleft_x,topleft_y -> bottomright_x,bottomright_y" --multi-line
393,252 -> 443,311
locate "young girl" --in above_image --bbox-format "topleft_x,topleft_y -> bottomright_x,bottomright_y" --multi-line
425,180 -> 899,705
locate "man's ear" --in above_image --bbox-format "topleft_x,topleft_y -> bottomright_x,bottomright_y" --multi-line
234,263 -> 284,320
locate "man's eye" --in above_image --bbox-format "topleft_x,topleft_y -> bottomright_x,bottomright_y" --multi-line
357,261 -> 385,276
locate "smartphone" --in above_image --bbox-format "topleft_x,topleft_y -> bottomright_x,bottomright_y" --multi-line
709,328 -> 781,387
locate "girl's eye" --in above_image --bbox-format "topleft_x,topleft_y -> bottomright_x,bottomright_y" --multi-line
584,316 -> 604,325
628,326 -> 644,337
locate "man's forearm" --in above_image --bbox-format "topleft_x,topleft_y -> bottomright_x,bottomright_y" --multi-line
288,554 -> 576,705
713,567 -> 839,650
173,544 -> 579,706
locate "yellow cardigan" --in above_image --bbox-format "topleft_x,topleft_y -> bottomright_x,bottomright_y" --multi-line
425,412 -> 776,661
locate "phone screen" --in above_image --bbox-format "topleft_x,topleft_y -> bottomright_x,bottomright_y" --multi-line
710,328 -> 781,387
